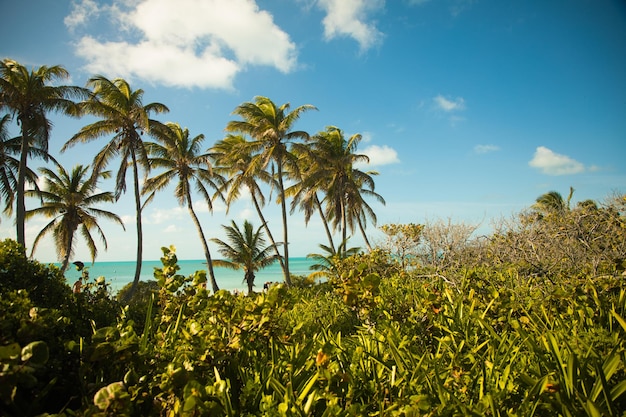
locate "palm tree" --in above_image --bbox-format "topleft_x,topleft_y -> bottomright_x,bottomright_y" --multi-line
299,126 -> 384,256
61,76 -> 169,299
143,123 -> 224,293
225,96 -> 316,286
0,114 -> 18,216
210,134 -> 286,274
211,220 -> 281,295
0,114 -> 52,217
286,143 -> 336,254
306,239 -> 360,280
25,161 -> 124,273
533,186 -> 575,215
0,59 -> 87,247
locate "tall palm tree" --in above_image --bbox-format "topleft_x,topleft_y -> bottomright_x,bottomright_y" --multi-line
286,143 -> 336,254
225,96 -> 316,286
210,134 -> 286,275
143,123 -> 224,293
299,126 -> 384,256
0,59 -> 87,247
61,76 -> 169,299
0,114 -> 53,217
0,114 -> 18,216
25,161 -> 124,273
211,219 -> 280,295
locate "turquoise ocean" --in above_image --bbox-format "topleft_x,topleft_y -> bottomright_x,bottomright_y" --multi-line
63,257 -> 317,294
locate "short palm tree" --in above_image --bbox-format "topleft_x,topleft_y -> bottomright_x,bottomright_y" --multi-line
226,96 -> 316,286
62,76 -> 169,299
0,59 -> 87,246
143,122 -> 224,293
533,186 -> 575,215
306,239 -> 361,280
210,134 -> 286,275
211,220 -> 281,295
25,161 -> 124,273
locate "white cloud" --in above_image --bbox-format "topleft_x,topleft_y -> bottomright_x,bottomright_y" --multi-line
474,144 -> 500,154
64,0 -> 101,30
433,94 -> 465,112
529,146 -> 585,176
317,0 -> 384,51
361,144 -> 400,167
67,0 -> 297,89
164,224 -> 178,233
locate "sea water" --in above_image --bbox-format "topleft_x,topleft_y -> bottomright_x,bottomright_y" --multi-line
63,257 -> 317,294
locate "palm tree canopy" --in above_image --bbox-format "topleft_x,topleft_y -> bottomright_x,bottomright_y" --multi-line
62,76 -> 169,198
210,134 -> 276,210
533,187 -> 575,214
25,161 -> 124,268
143,122 -> 224,207
0,59 -> 87,149
211,220 -> 281,274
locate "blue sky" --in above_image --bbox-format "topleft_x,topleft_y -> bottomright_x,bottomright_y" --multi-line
1,0 -> 625,263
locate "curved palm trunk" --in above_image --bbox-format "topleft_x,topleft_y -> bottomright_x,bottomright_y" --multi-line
250,191 -> 286,274
60,229 -> 75,274
16,130 -> 28,247
186,192 -> 219,293
126,150 -> 143,301
314,194 -> 335,253
276,163 -> 292,286
357,216 -> 372,252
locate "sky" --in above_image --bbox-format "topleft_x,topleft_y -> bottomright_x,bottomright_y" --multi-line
1,0 -> 625,263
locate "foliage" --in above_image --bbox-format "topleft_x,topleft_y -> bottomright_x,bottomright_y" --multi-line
489,194 -> 626,278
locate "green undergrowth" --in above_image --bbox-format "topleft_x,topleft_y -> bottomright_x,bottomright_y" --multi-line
1,240 -> 625,416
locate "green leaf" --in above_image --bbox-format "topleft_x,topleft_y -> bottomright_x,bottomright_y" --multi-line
0,343 -> 20,360
21,341 -> 49,365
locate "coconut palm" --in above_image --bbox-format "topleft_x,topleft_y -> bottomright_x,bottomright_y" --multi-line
211,219 -> 281,295
25,161 -> 124,273
299,126 -> 384,256
143,123 -> 224,293
0,114 -> 53,217
306,239 -> 361,280
225,96 -> 316,285
286,143 -> 336,254
0,59 -> 87,246
61,76 -> 169,299
0,113 -> 19,216
210,134 -> 286,274
533,187 -> 575,215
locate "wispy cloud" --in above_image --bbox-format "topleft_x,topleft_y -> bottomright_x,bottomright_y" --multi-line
433,94 -> 465,112
360,144 -> 400,167
529,146 -> 585,175
66,0 -> 297,89
317,0 -> 384,51
474,144 -> 500,154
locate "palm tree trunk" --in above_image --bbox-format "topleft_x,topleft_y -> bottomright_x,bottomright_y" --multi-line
16,130 -> 28,247
357,215 -> 372,252
126,150 -> 143,301
341,200 -> 348,258
314,194 -> 335,253
277,163 -> 292,286
251,191 -> 286,274
60,230 -> 74,274
186,193 -> 219,293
